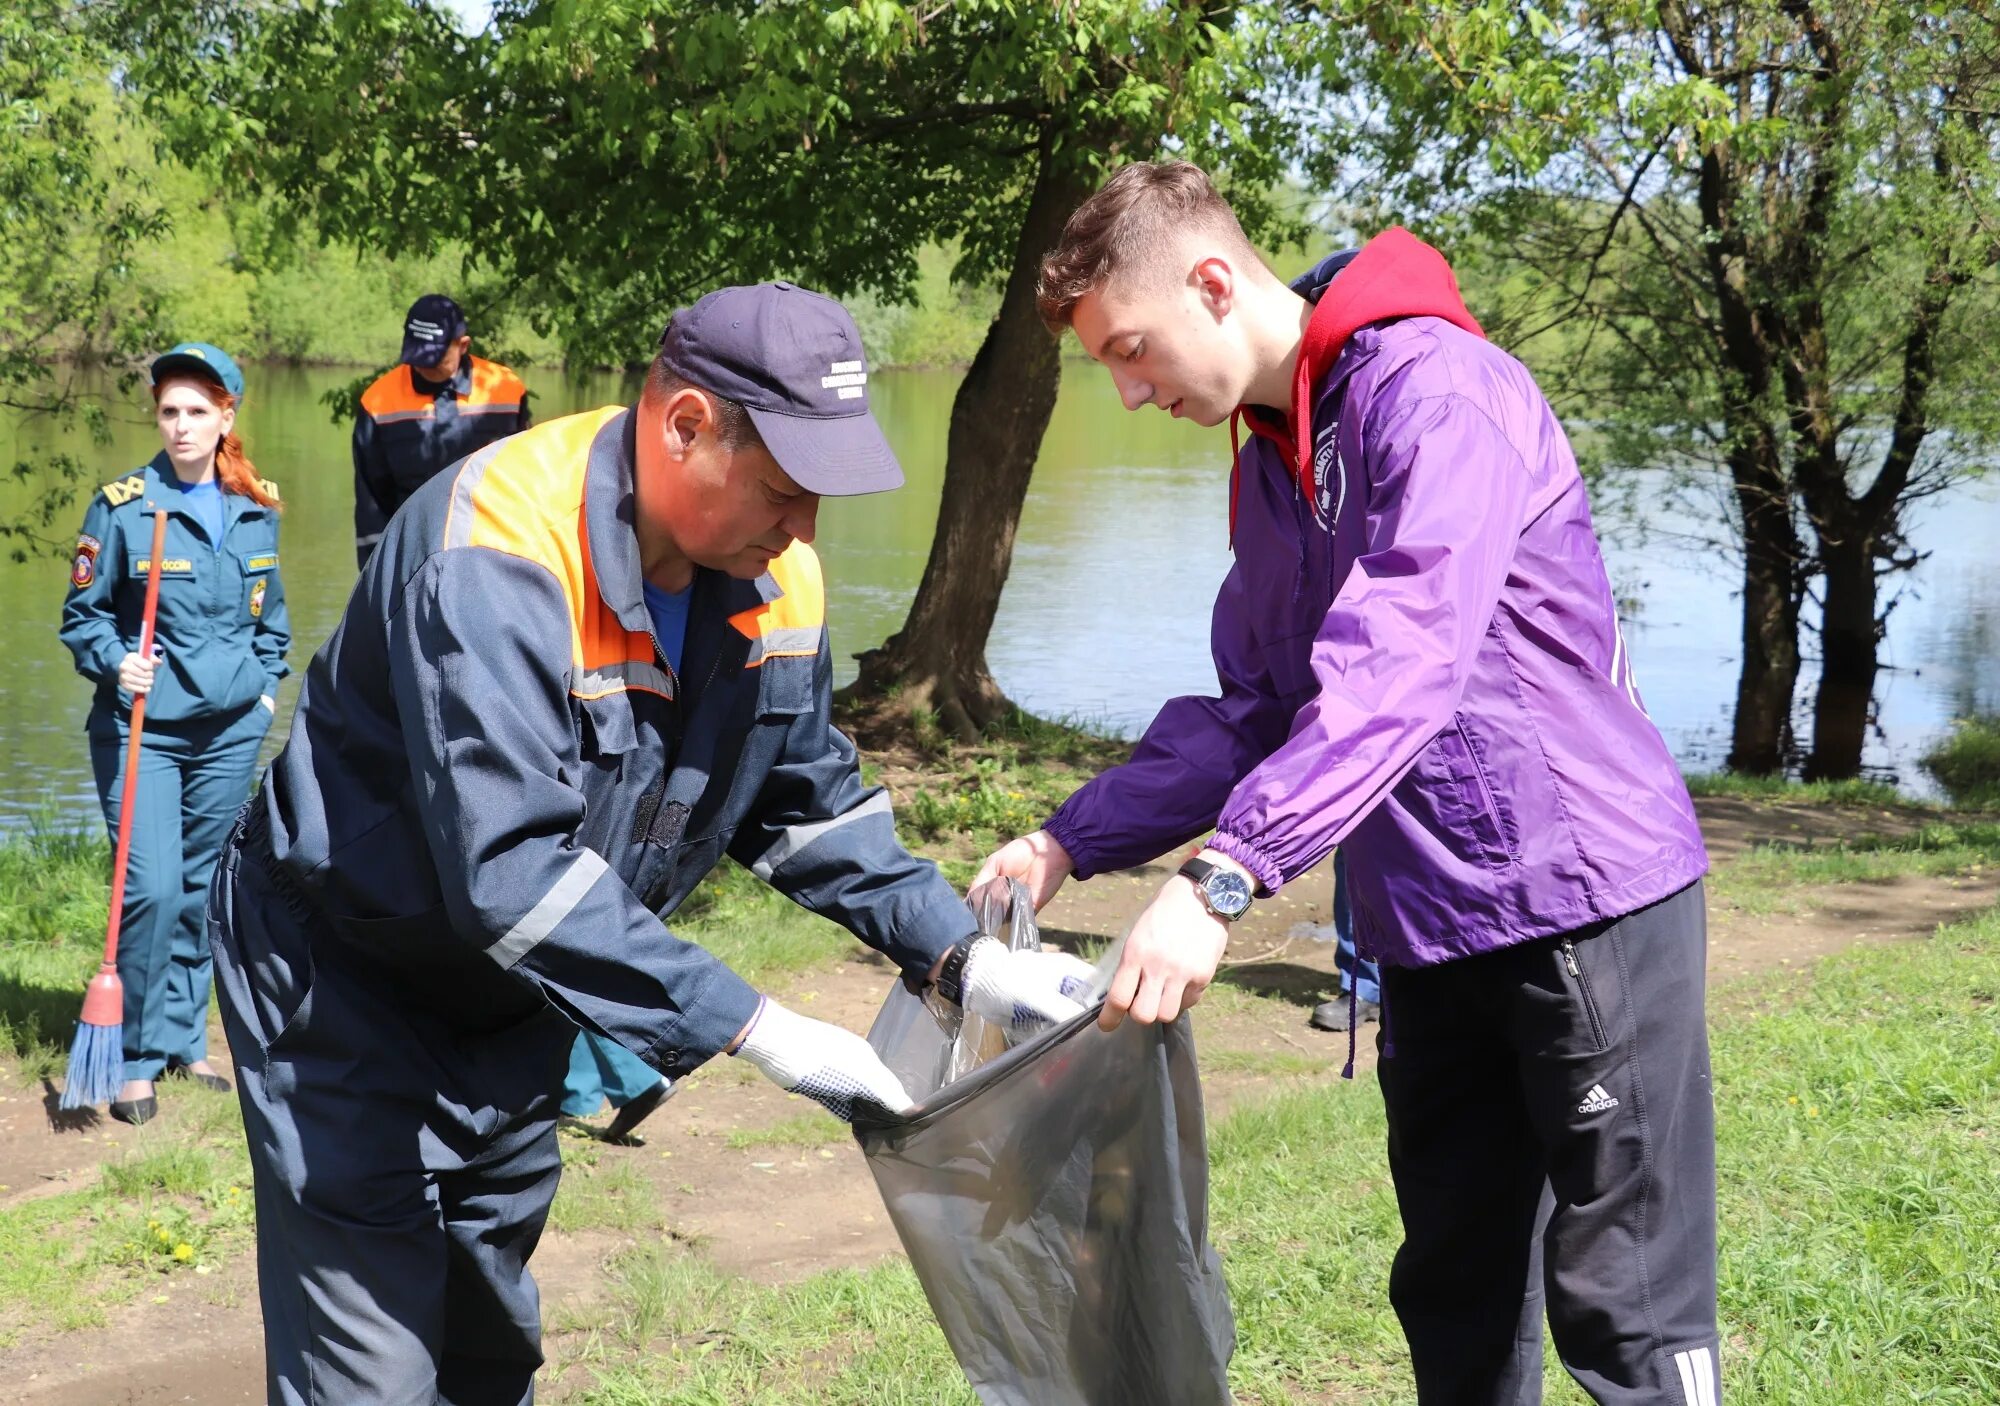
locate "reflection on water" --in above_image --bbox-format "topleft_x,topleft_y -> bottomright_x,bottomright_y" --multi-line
2,363 -> 1994,829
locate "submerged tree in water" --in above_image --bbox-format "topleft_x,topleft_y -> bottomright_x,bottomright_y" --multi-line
1306,1 -> 2000,779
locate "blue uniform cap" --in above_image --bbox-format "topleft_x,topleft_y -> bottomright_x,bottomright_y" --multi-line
151,342 -> 245,404
401,294 -> 469,366
658,282 -> 903,497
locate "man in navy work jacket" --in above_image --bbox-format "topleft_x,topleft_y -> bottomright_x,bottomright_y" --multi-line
211,282 -> 1092,1405
352,293 -> 531,566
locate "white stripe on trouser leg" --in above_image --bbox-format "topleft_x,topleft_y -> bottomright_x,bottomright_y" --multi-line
1674,1351 -> 1698,1405
1673,1348 -> 1716,1406
486,849 -> 609,968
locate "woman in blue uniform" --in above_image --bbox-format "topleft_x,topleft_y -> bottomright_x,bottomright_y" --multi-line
59,343 -> 290,1125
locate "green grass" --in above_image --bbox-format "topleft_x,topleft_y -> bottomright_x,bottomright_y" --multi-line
723,1114 -> 846,1151
1921,714 -> 2000,809
561,904 -> 2000,1405
0,816 -> 109,1077
549,1132 -> 664,1235
1198,1048 -> 1328,1079
1683,771 -> 1910,808
0,1088 -> 252,1346
672,860 -> 860,989
1709,820 -> 2000,915
896,715 -> 1124,866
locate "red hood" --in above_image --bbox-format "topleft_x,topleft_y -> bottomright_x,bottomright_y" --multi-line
1230,227 -> 1485,539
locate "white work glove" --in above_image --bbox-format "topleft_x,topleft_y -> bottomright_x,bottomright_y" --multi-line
959,937 -> 1096,1036
732,998 -> 914,1123
118,644 -> 163,696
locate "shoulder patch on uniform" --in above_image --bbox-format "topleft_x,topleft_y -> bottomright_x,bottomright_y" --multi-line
99,473 -> 145,507
71,534 -> 101,588
257,477 -> 281,502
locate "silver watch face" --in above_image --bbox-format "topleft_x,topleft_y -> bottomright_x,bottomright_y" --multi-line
1202,869 -> 1253,919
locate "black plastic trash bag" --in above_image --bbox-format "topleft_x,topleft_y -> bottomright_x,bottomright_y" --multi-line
857,883 -> 1235,1406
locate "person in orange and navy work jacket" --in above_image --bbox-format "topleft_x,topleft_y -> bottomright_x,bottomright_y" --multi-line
210,283 -> 1094,1404
352,293 -> 529,566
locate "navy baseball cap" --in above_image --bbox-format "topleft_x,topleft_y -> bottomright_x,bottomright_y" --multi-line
150,342 -> 245,403
658,282 -> 902,496
400,294 -> 468,365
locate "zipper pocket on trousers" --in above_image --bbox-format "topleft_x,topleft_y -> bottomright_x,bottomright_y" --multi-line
1561,938 -> 1609,1051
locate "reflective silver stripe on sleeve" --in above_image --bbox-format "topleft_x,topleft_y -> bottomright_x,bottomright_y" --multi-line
458,402 -> 522,417
744,625 -> 823,666
749,791 -> 894,881
575,659 -> 675,700
355,532 -> 384,549
442,441 -> 510,550
485,848 -> 609,969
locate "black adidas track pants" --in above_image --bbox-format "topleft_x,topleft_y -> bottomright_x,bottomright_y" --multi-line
1377,880 -> 1719,1405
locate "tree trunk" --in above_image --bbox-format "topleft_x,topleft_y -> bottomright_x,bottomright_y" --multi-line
1804,527 -> 1877,781
1726,431 -> 1802,775
844,140 -> 1095,741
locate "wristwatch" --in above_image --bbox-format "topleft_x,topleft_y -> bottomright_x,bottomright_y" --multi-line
1178,857 -> 1254,922
933,937 -> 979,1007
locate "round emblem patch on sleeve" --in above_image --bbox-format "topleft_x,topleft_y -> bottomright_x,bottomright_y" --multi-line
249,578 -> 268,619
71,534 -> 101,588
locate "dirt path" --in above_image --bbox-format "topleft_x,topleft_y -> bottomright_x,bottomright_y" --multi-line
5,795 -> 1995,1401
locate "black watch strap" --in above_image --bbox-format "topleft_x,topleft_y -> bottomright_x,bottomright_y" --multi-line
1178,857 -> 1220,886
934,937 -> 977,1007
1178,855 -> 1253,920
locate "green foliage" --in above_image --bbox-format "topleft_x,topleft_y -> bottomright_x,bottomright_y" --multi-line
118,1 -> 1309,370
905,762 -> 1050,844
1921,714 -> 2000,809
1305,2 -> 2000,775
0,3 -> 170,559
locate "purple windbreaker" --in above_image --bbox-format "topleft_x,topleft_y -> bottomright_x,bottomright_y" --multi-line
1044,235 -> 1708,967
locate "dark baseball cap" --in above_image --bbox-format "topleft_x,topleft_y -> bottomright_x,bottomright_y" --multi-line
657,282 -> 902,496
400,294 -> 468,365
150,342 -> 245,403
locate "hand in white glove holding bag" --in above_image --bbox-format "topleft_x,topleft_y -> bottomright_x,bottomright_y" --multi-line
731,997 -> 914,1122
954,937 -> 1097,1036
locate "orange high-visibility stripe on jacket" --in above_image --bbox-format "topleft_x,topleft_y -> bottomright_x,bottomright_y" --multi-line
352,355 -> 530,567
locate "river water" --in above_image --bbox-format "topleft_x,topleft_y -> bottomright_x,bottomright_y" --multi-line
2,362 -> 1994,830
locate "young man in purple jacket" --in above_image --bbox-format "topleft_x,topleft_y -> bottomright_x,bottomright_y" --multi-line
975,162 -> 1721,1404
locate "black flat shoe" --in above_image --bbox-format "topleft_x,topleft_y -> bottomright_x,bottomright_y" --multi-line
109,1096 -> 158,1126
601,1080 -> 677,1147
166,1065 -> 232,1093
1310,997 -> 1381,1033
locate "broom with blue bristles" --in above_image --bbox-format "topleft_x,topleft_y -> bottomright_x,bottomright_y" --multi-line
62,507 -> 169,1111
